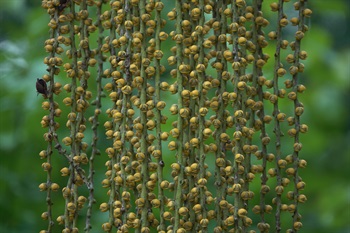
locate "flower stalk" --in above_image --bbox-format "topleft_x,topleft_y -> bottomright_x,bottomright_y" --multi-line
39,1 -> 311,232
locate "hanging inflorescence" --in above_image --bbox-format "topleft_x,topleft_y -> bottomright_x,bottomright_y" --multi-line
39,0 -> 311,232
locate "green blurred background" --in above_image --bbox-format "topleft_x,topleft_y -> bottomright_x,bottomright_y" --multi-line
0,0 -> 349,232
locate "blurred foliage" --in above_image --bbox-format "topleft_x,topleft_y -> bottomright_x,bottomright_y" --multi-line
0,0 -> 349,232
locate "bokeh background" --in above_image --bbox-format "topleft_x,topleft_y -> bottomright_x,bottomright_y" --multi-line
0,0 -> 349,232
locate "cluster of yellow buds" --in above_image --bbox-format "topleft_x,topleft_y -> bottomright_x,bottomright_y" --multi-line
38,0 -> 310,232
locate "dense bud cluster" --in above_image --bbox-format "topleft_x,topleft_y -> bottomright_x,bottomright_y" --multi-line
39,0 -> 310,232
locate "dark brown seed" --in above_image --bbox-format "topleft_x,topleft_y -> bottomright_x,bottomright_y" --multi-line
159,160 -> 165,167
36,78 -> 48,96
58,0 -> 69,12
